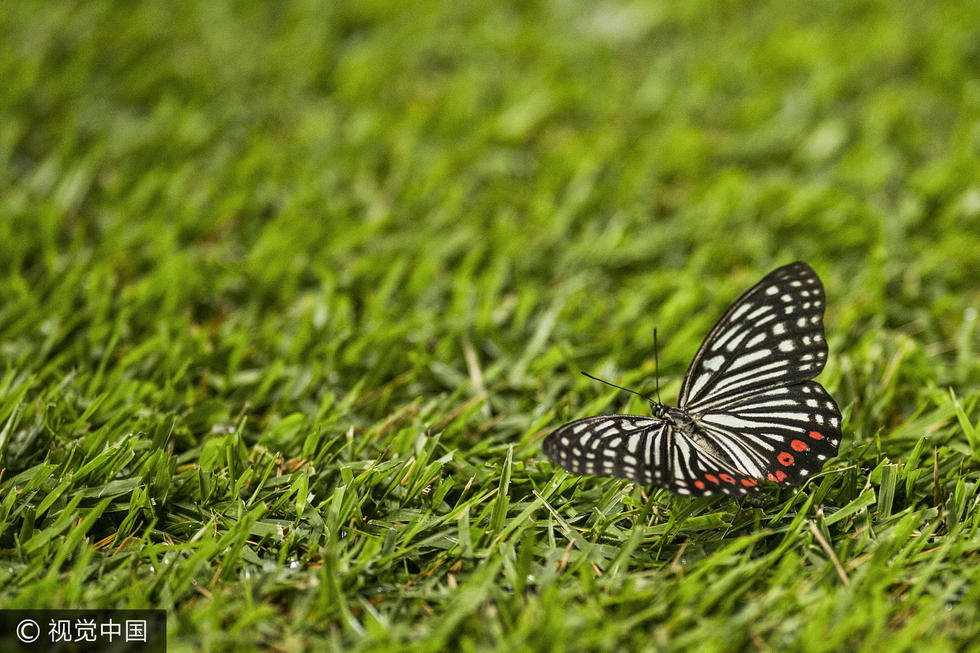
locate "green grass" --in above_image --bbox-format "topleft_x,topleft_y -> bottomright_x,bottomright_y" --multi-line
2,0 -> 980,651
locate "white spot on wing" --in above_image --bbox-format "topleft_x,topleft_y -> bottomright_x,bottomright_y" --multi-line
704,355 -> 725,371
747,305 -> 772,319
733,349 -> 771,368
729,303 -> 753,320
726,330 -> 750,351
688,372 -> 712,398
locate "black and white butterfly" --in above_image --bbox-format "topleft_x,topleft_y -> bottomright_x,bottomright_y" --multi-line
542,261 -> 842,496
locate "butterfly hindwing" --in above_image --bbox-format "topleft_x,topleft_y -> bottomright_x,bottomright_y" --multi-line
679,261 -> 828,412
541,415 -> 670,485
670,441 -> 769,496
695,381 -> 842,487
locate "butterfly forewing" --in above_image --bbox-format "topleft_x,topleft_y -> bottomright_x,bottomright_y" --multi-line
679,262 -> 828,412
541,416 -> 670,485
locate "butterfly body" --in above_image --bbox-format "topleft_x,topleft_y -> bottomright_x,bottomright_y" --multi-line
543,262 -> 842,496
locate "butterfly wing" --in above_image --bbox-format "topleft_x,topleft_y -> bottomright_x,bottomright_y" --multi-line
542,416 -> 671,485
679,261 -> 829,410
677,261 -> 842,486
664,434 -> 775,496
693,381 -> 842,487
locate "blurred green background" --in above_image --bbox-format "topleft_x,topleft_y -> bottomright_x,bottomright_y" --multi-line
1,1 -> 979,651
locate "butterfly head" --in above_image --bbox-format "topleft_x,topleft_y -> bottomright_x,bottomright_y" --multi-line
649,401 -> 670,419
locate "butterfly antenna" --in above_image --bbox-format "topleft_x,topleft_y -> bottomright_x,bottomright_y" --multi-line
581,372 -> 655,403
654,327 -> 663,405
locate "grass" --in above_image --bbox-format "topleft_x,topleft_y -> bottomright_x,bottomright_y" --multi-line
1,0 -> 979,650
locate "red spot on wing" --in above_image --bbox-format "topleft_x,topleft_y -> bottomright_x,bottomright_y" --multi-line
791,439 -> 808,452
719,473 -> 736,484
777,452 -> 795,466
740,478 -> 757,487
809,430 -> 824,440
694,480 -> 706,490
768,470 -> 788,482
705,474 -> 719,484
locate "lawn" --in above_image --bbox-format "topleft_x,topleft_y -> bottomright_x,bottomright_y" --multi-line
1,1 -> 979,651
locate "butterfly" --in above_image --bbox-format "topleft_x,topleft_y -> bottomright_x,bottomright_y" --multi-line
542,261 -> 842,496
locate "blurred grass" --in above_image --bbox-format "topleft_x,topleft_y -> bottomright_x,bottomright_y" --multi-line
1,0 -> 979,651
